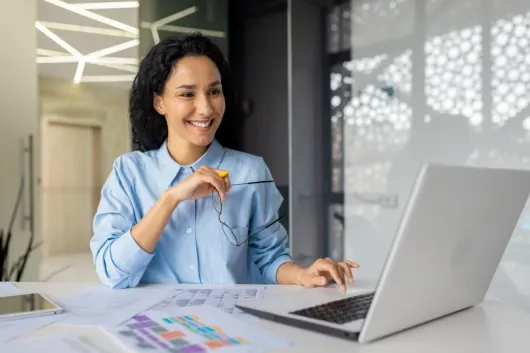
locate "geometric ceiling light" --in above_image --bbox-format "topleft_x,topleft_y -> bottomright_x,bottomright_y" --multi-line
140,6 -> 226,44
43,0 -> 138,35
37,1 -> 226,83
142,6 -> 198,44
37,0 -> 140,84
73,1 -> 139,10
36,20 -> 139,83
37,48 -> 138,74
37,21 -> 137,38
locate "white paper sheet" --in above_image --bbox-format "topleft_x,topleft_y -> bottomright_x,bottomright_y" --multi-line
148,287 -> 265,321
0,314 -> 62,344
55,286 -> 174,327
110,305 -> 292,353
2,332 -> 105,353
0,282 -> 23,297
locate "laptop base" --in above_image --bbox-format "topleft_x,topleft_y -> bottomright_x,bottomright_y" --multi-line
235,304 -> 361,341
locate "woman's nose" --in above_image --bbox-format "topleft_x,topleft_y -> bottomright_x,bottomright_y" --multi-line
196,95 -> 213,117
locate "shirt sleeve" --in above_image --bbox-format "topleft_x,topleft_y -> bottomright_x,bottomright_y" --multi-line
248,158 -> 294,284
90,157 -> 154,289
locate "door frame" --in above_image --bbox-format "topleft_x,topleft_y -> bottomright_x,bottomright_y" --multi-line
40,115 -> 103,257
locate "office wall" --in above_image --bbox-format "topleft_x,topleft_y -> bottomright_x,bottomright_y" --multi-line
0,1 -> 40,281
342,0 -> 530,310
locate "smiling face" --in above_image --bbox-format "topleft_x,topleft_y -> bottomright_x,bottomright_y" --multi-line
153,55 -> 225,148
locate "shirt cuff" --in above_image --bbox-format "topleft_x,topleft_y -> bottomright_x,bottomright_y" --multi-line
110,230 -> 154,275
263,254 -> 294,284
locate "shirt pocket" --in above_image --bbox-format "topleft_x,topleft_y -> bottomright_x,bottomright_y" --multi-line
206,223 -> 249,270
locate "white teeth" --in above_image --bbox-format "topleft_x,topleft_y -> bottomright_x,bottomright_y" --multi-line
188,121 -> 210,128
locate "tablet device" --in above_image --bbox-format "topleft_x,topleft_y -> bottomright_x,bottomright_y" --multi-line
0,292 -> 63,321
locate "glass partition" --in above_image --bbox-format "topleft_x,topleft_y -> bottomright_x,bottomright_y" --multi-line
331,0 -> 530,311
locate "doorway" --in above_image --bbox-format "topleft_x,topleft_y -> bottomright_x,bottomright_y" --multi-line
41,116 -> 102,258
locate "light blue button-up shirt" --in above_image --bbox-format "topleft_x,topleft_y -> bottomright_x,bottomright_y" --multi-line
90,139 -> 293,289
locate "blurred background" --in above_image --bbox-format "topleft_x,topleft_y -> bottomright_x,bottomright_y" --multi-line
0,0 -> 528,313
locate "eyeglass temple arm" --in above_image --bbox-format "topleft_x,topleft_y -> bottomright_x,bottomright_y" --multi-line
231,180 -> 274,186
249,213 -> 286,236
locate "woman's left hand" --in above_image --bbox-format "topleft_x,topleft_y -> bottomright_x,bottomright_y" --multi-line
299,258 -> 359,292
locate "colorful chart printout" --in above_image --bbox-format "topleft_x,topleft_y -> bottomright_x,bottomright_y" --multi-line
112,305 -> 292,353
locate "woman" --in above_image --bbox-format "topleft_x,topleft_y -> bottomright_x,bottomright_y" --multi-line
90,33 -> 359,290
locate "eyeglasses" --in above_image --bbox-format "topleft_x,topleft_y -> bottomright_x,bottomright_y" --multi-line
212,180 -> 286,247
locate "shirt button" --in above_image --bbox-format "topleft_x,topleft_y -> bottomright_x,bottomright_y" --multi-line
186,228 -> 192,234
189,265 -> 195,270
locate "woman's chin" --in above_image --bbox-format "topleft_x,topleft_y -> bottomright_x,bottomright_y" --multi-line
189,134 -> 215,147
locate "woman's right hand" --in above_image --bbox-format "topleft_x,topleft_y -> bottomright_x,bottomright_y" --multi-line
168,165 -> 231,204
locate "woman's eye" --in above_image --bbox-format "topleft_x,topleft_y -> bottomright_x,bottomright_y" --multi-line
180,92 -> 194,98
210,89 -> 222,95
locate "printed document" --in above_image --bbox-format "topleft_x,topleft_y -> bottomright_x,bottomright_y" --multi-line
148,287 -> 265,321
111,304 -> 292,353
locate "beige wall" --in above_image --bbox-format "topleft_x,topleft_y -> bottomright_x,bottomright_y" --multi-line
38,77 -> 131,181
0,1 -> 41,281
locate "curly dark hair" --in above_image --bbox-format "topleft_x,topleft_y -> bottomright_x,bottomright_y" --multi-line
129,33 -> 240,151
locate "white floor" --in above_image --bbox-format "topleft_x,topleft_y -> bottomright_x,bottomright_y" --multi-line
39,252 -> 99,283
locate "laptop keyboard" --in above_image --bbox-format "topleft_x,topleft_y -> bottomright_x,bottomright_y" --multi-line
290,292 -> 375,325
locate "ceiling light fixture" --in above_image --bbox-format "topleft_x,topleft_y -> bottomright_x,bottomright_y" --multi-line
37,21 -> 137,38
36,22 -> 138,83
80,75 -> 136,82
37,56 -> 137,65
152,24 -> 225,38
85,39 -> 139,58
73,1 -> 139,10
43,0 -> 138,35
37,56 -> 78,63
143,6 -> 198,44
35,21 -> 82,57
37,48 -> 70,57
37,48 -> 137,73
96,63 -> 137,73
73,59 -> 86,84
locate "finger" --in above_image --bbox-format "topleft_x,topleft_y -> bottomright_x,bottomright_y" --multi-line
202,174 -> 226,201
214,169 -> 229,178
213,169 -> 231,193
223,174 -> 231,192
307,275 -> 328,287
205,168 -> 231,195
318,260 -> 345,292
336,266 -> 347,285
338,262 -> 354,284
344,260 -> 360,268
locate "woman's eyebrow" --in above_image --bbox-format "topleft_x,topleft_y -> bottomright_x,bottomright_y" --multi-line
176,80 -> 222,89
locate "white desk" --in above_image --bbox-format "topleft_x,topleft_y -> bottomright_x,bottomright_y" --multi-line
11,281 -> 530,353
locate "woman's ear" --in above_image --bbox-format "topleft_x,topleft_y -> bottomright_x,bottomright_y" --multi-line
153,95 -> 165,115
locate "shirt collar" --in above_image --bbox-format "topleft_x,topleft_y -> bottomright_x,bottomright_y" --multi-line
157,139 -> 225,188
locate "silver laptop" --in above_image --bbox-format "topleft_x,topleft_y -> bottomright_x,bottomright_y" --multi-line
237,163 -> 530,343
